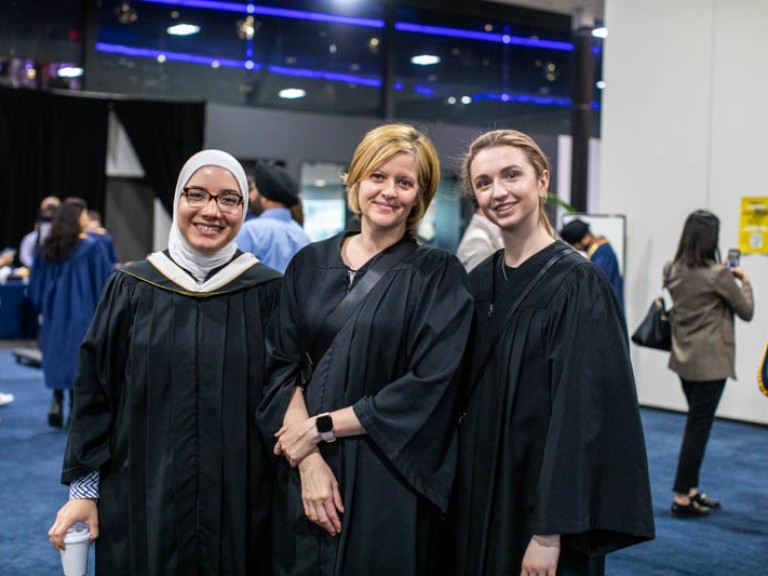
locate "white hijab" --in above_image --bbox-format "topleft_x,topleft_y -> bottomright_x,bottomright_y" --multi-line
167,149 -> 249,283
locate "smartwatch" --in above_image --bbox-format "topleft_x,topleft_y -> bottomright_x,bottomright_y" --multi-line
315,412 -> 335,443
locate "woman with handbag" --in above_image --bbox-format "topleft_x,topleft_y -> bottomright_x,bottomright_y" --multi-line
666,210 -> 753,517
451,130 -> 655,575
257,124 -> 473,575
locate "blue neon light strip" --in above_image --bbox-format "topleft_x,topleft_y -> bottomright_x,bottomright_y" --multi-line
136,0 -> 384,28
95,42 -> 250,68
395,22 -> 573,51
95,42 -> 581,107
95,42 -> 381,86
268,65 -> 380,87
471,92 -> 600,109
137,0 -> 572,50
471,92 -> 571,107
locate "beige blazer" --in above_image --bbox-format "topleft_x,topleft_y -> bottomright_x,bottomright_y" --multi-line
664,261 -> 753,381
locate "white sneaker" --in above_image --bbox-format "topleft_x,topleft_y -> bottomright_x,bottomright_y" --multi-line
0,392 -> 14,406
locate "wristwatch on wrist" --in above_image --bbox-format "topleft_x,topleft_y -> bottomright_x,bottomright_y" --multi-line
315,412 -> 335,443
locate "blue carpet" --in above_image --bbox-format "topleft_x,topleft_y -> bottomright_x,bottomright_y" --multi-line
1,348 -> 767,575
609,408 -> 768,575
0,349 -> 94,575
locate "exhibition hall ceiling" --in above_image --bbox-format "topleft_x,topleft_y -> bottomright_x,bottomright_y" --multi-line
489,0 -> 604,21
0,1 -> 603,134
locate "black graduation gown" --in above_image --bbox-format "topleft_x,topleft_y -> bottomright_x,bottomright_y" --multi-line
257,233 -> 473,576
61,254 -> 281,576
454,241 -> 655,575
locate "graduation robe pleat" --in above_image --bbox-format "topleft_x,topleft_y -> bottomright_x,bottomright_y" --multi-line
257,233 -> 473,576
28,236 -> 113,390
453,241 -> 655,575
62,255 -> 281,575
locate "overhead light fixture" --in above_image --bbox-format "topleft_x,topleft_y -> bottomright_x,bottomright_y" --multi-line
114,1 -> 138,24
596,80 -> 606,89
57,66 -> 84,78
279,88 -> 306,99
167,23 -> 200,36
592,27 -> 607,38
236,15 -> 258,40
411,54 -> 440,66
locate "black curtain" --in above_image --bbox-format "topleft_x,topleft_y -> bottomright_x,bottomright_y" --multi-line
0,89 -> 205,255
112,100 -> 205,214
0,87 -> 109,252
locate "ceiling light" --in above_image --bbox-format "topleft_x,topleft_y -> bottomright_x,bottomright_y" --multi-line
167,24 -> 200,36
236,16 -> 258,40
411,54 -> 440,66
461,95 -> 472,104
592,27 -> 607,38
57,66 -> 84,78
114,1 -> 137,24
596,80 -> 606,89
279,88 -> 306,99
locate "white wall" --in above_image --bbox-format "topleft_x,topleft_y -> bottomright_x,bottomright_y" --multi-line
602,0 -> 768,424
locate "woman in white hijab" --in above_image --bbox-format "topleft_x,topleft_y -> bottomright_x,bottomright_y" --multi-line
49,150 -> 281,575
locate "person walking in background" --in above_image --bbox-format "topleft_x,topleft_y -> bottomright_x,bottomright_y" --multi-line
456,205 -> 503,271
28,197 -> 113,428
236,162 -> 310,273
666,210 -> 753,517
48,150 -> 281,574
559,218 -> 624,309
452,129 -> 654,575
257,124 -> 473,575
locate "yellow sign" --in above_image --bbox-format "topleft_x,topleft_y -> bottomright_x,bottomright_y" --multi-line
739,197 -> 768,254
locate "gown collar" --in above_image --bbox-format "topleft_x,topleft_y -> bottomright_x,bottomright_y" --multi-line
121,251 -> 274,296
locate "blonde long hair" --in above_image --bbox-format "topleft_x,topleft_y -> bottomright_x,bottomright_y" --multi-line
460,129 -> 554,236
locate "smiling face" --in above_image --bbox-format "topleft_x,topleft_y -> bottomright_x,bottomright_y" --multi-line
177,165 -> 243,253
355,152 -> 419,236
469,145 -> 549,234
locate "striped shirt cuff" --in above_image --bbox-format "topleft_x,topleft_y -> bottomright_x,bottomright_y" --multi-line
69,470 -> 100,499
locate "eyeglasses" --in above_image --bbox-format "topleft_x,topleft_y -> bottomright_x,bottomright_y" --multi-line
182,187 -> 244,214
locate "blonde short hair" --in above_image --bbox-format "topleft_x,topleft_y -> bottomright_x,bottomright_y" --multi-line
345,124 -> 440,236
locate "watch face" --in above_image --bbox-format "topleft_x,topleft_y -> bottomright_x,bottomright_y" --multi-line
316,415 -> 333,434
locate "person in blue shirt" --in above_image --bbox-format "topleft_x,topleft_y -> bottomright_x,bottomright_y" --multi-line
560,218 -> 624,310
236,163 -> 310,273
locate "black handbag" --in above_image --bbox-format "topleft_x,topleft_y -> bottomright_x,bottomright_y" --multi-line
631,265 -> 672,351
631,297 -> 671,350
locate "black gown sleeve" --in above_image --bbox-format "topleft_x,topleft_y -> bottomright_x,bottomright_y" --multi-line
61,272 -> 134,484
534,264 -> 655,554
255,257 -> 306,440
